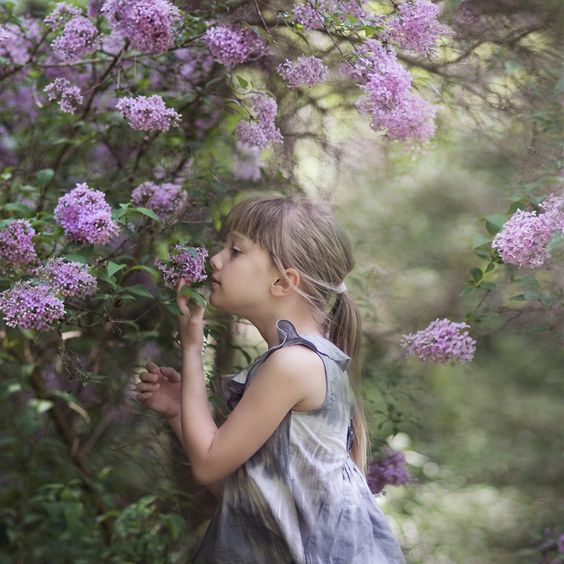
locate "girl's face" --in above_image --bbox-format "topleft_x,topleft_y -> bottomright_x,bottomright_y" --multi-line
209,231 -> 279,317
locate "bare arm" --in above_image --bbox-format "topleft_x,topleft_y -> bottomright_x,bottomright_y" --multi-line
167,408 -> 223,499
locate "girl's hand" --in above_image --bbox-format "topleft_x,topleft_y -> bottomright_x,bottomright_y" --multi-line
136,361 -> 181,420
176,278 -> 206,351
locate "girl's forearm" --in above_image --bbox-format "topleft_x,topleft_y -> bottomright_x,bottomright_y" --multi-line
167,412 -> 223,500
180,347 -> 218,478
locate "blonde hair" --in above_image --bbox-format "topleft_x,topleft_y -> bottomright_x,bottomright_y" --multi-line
224,193 -> 370,473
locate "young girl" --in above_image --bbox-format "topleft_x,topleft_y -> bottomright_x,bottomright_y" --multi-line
136,194 -> 405,563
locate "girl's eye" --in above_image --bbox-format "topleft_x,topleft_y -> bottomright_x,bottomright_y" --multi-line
230,247 -> 241,256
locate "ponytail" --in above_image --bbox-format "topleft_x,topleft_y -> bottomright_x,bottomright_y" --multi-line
324,291 -> 370,474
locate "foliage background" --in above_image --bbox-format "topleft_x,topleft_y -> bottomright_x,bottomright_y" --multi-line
0,0 -> 562,563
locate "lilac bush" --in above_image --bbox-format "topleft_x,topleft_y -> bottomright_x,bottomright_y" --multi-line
204,24 -> 268,68
116,95 -> 181,132
401,318 -> 477,364
277,56 -> 328,89
34,258 -> 97,298
154,244 -> 209,289
0,220 -> 38,273
44,78 -> 83,114
492,195 -> 564,268
366,449 -> 412,495
101,0 -> 181,54
131,181 -> 188,221
50,15 -> 100,62
0,281 -> 65,331
54,183 -> 119,245
235,94 -> 283,151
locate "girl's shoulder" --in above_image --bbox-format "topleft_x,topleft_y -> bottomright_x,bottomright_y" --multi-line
221,319 -> 351,410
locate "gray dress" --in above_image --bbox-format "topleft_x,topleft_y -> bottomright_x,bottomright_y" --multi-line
190,319 -> 405,564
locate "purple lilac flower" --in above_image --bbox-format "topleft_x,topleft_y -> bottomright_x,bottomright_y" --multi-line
401,318 -> 477,364
54,182 -> 119,245
389,0 -> 451,55
88,0 -> 105,18
116,95 -> 181,132
492,195 -> 564,269
277,56 -> 328,88
131,181 -> 188,221
0,220 -> 37,273
293,1 -> 329,30
174,47 -> 214,90
346,39 -> 437,142
204,24 -> 268,68
34,258 -> 97,298
154,244 -> 208,289
51,16 -> 100,62
44,3 -> 83,28
44,77 -> 83,113
235,94 -> 283,151
0,26 -> 6,44
366,448 -> 412,495
0,19 -> 42,67
0,281 -> 65,331
101,0 -> 181,54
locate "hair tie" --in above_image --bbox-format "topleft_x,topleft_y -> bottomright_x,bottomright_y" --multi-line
335,282 -> 347,294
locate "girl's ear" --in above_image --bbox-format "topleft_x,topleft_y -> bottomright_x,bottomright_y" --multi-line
271,267 -> 301,296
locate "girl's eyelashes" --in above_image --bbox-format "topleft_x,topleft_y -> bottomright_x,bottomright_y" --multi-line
230,246 -> 241,256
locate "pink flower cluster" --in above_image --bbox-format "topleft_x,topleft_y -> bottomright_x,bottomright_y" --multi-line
44,3 -> 82,28
0,281 -> 65,331
277,56 -> 328,88
0,18 -> 42,67
131,181 -> 188,221
204,24 -> 268,68
101,0 -> 181,54
154,244 -> 208,289
389,0 -> 451,55
235,94 -> 283,151
34,258 -> 97,298
116,95 -> 181,132
54,182 -> 119,245
492,195 -> 564,269
366,449 -> 412,495
401,318 -> 477,364
0,220 -> 38,273
347,39 -> 436,141
50,13 -> 100,62
44,77 -> 83,114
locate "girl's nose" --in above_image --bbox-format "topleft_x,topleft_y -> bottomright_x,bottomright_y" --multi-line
210,252 -> 221,271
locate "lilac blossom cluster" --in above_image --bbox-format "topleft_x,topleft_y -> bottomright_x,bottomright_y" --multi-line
235,95 -> 283,151
0,281 -> 65,331
54,182 -> 119,245
401,318 -> 477,364
44,77 -> 83,114
131,181 -> 188,221
50,11 -> 100,62
0,19 -> 42,67
204,24 -> 268,68
389,0 -> 451,55
0,220 -> 38,273
293,0 -> 379,30
116,95 -> 181,132
154,244 -> 208,289
277,56 -> 328,88
101,0 -> 181,54
366,449 -> 412,495
34,258 -> 97,298
346,39 -> 436,141
44,3 -> 82,28
492,195 -> 564,269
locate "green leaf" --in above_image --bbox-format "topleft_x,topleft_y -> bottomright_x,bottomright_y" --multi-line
107,261 -> 127,278
128,265 -> 159,279
124,285 -> 154,299
36,169 -> 54,187
28,398 -> 53,414
3,202 -> 33,214
485,262 -> 495,273
164,301 -> 183,317
235,75 -> 248,88
484,214 -> 507,236
470,268 -> 483,282
134,207 -> 161,222
529,324 -> 550,333
473,235 -> 491,248
62,254 -> 89,264
480,282 -> 496,290
509,294 -> 526,301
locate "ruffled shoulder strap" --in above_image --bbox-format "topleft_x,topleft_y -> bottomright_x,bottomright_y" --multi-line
220,319 -> 351,410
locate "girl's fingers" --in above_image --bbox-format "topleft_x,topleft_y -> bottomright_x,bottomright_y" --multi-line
137,382 -> 159,392
139,371 -> 159,383
160,366 -> 181,381
146,360 -> 160,374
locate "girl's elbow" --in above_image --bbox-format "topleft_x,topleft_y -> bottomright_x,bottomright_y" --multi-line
191,460 -> 231,485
